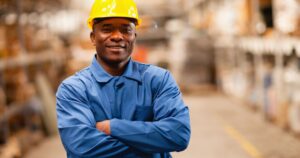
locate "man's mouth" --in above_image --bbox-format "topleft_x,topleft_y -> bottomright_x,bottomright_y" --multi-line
106,45 -> 126,49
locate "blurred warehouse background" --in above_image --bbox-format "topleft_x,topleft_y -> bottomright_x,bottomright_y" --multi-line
0,0 -> 300,157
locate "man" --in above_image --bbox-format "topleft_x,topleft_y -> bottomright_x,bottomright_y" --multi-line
56,0 -> 191,157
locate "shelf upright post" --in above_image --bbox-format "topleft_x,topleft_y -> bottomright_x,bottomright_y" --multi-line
16,0 -> 29,77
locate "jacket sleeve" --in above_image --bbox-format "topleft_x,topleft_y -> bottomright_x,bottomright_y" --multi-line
56,82 -> 131,158
110,71 -> 191,153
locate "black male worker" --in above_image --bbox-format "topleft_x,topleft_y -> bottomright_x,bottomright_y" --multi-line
56,0 -> 191,157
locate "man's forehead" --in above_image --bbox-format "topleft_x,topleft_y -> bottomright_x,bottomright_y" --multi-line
99,18 -> 135,26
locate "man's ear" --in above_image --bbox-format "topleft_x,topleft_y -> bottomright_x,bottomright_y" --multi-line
90,31 -> 96,46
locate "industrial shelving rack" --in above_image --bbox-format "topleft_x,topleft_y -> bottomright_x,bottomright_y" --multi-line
0,0 -> 70,157
215,36 -> 300,135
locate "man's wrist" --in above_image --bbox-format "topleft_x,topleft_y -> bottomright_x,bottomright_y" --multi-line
96,120 -> 111,135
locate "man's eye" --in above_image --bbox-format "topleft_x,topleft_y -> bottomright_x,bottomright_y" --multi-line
101,28 -> 112,33
122,28 -> 133,34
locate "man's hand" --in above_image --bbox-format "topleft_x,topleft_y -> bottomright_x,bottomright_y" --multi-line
96,120 -> 111,135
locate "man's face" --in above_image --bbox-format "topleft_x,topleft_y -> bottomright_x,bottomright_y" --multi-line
90,18 -> 137,65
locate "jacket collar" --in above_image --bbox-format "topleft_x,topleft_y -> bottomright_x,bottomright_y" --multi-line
90,55 -> 142,83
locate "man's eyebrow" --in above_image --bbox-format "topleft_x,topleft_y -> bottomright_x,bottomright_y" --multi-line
101,24 -> 113,27
121,24 -> 131,26
121,24 -> 135,28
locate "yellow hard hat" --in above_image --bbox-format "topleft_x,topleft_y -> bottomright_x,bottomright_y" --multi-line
87,0 -> 141,30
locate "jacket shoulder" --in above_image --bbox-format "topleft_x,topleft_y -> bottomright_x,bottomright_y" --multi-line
56,67 -> 93,98
133,61 -> 169,78
61,67 -> 93,87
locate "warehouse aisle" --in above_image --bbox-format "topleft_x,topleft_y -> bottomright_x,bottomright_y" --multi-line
25,93 -> 300,158
174,93 -> 300,158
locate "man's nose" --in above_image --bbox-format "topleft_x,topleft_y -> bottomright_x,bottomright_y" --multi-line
110,30 -> 123,42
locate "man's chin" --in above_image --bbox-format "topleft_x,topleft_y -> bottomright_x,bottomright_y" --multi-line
104,57 -> 130,65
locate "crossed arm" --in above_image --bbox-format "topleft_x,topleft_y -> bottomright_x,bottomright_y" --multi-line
56,72 -> 190,157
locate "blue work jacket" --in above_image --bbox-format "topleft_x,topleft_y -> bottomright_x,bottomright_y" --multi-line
56,56 -> 191,158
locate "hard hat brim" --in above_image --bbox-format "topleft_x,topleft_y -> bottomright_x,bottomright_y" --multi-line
87,16 -> 141,30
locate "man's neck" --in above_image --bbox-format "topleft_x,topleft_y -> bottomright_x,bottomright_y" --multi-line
97,57 -> 129,76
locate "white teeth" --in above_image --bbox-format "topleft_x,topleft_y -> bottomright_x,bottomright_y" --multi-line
108,46 -> 124,48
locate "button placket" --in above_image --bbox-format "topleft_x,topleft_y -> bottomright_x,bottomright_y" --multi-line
112,77 -> 124,119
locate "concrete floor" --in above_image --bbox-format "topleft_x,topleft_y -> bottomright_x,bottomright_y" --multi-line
25,93 -> 300,158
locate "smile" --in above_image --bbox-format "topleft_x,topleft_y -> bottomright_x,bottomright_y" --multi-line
106,45 -> 126,49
